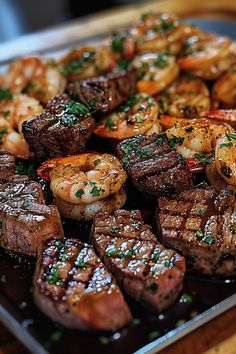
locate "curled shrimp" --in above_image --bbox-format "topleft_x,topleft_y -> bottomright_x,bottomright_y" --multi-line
206,160 -> 236,192
132,52 -> 179,95
131,11 -> 183,55
37,153 -> 127,204
156,75 -> 211,118
59,46 -> 115,81
215,132 -> 236,185
0,117 -> 30,159
212,66 -> 236,109
0,93 -> 43,133
200,109 -> 236,128
94,94 -> 160,140
166,118 -> 233,160
4,56 -> 66,104
54,187 -> 127,221
178,34 -> 234,80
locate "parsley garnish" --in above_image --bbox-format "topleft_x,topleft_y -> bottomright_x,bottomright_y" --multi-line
75,189 -> 84,198
111,226 -> 121,234
99,336 -> 110,345
201,235 -> 216,244
180,293 -> 193,303
154,53 -> 169,68
105,116 -> 116,131
168,135 -> 184,148
62,51 -> 96,76
194,152 -> 212,164
195,229 -> 204,238
0,274 -> 6,284
198,208 -> 206,216
111,32 -> 126,53
0,88 -> 12,101
105,248 -> 123,257
75,261 -> 88,268
148,330 -> 160,340
117,58 -> 130,70
21,201 -> 33,208
63,101 -> 91,117
15,161 -> 35,175
90,184 -> 103,197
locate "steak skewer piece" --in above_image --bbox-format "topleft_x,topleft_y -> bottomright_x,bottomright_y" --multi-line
0,150 -> 15,182
91,209 -> 185,312
117,133 -> 193,197
22,94 -> 95,160
156,183 -> 236,276
34,238 -> 132,331
68,69 -> 137,113
0,175 -> 63,257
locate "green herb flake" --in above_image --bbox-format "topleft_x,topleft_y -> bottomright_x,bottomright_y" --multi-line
219,142 -> 233,149
0,88 -> 12,101
63,101 -> 91,118
198,208 -> 206,216
105,248 -> 123,257
15,161 -> 35,175
75,189 -> 84,198
194,152 -> 212,164
148,330 -> 160,340
195,229 -> 204,238
2,110 -> 10,118
55,240 -> 65,250
131,318 -> 141,327
168,135 -> 184,148
46,267 -> 61,285
154,53 -> 169,68
111,226 -> 121,234
21,201 -> 33,208
62,51 -> 96,76
117,58 -> 130,70
0,274 -> 6,284
75,261 -> 88,268
50,330 -> 63,342
90,185 -> 103,197
105,116 -> 116,131
19,301 -> 27,310
93,158 -> 101,166
99,336 -> 110,345
201,235 -> 216,244
111,32 -> 126,53
226,132 -> 236,141
135,115 -> 144,123
149,282 -> 158,293
180,293 -> 193,303
0,128 -> 8,144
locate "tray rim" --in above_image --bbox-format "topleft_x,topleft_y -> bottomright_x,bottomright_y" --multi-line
0,5 -> 236,354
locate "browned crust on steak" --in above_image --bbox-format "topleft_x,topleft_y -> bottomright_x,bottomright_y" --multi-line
156,184 -> 236,276
0,151 -> 15,182
22,94 -> 95,160
0,176 -> 64,256
117,133 -> 193,196
91,209 -> 186,312
33,238 -> 132,331
68,69 -> 136,113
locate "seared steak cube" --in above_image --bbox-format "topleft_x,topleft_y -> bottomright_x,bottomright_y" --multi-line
0,176 -> 63,256
34,238 -> 132,330
0,151 -> 15,182
22,94 -> 95,159
68,69 -> 136,113
156,184 -> 236,276
91,209 -> 185,312
117,133 -> 192,196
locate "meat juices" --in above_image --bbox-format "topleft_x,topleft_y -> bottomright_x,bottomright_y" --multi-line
22,94 -> 95,160
68,69 -> 137,113
0,172 -> 63,256
91,210 -> 186,312
156,184 -> 236,276
117,133 -> 192,197
34,239 -> 132,330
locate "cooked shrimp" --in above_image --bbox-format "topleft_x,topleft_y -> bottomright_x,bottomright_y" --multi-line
0,93 -> 43,133
215,132 -> 236,185
4,56 -> 66,104
131,11 -> 183,55
212,66 -> 236,109
104,30 -> 136,61
94,94 -> 160,140
156,75 -> 211,118
166,118 -> 233,159
206,160 -> 236,192
54,187 -> 127,221
0,117 -> 30,159
37,153 -> 127,204
132,52 -> 179,95
178,34 -> 235,80
59,46 -> 115,81
200,109 -> 236,128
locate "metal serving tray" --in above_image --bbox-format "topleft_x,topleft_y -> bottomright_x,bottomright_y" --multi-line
0,8 -> 236,354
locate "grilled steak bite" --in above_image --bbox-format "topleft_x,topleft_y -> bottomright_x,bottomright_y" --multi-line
22,94 -> 95,159
68,69 -> 136,113
34,239 -> 132,330
156,184 -> 236,276
0,175 -> 63,256
0,151 -> 15,182
91,210 -> 185,312
117,133 -> 192,197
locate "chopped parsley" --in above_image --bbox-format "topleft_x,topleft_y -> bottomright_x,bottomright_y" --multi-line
75,189 -> 85,198
131,318 -> 141,327
201,235 -> 216,244
21,201 -> 33,208
195,229 -> 204,238
99,336 -> 110,345
148,330 -> 160,340
0,274 -> 6,284
158,99 -> 168,113
117,58 -> 130,70
198,208 -> 206,216
55,241 -> 66,250
62,51 -> 96,76
90,184 -> 103,197
105,248 -> 123,257
75,261 -> 88,268
50,330 -> 63,342
180,293 -> 193,303
0,88 -> 12,101
105,116 -> 116,131
93,158 -> 101,166
154,53 -> 169,68
156,132 -> 165,147
219,142 -> 233,148
15,161 -> 35,175
111,32 -> 126,53
63,101 -> 91,118
151,249 -> 160,261
0,128 -> 8,144
46,267 -> 62,285
2,110 -> 10,118
168,135 -> 184,148
226,132 -> 236,141
194,152 -> 212,164
111,226 -> 121,234
135,114 -> 144,123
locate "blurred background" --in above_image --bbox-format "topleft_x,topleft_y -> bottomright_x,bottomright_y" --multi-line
0,0 -> 141,43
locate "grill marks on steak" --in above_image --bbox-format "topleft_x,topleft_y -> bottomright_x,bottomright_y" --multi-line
22,94 -> 95,159
156,184 -> 236,276
0,151 -> 15,182
0,175 -> 63,256
91,210 -> 185,312
117,133 -> 192,196
68,69 -> 136,113
34,238 -> 132,330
